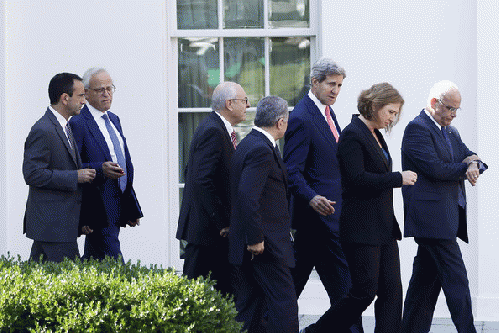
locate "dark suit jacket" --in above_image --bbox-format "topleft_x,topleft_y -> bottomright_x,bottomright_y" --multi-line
177,111 -> 234,246
283,93 -> 343,233
402,110 -> 480,243
69,105 -> 142,230
23,109 -> 83,242
229,129 -> 294,267
337,115 -> 403,245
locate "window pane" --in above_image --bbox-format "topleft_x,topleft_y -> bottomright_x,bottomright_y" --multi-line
270,37 -> 310,106
224,38 -> 265,106
269,0 -> 309,28
177,0 -> 218,29
224,0 -> 263,29
178,112 -> 211,183
178,38 -> 220,108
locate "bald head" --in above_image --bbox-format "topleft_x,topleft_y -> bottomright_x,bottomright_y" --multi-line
211,82 -> 249,126
427,81 -> 461,127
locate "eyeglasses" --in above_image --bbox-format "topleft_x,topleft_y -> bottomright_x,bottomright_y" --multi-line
438,99 -> 460,113
230,97 -> 249,104
89,85 -> 116,95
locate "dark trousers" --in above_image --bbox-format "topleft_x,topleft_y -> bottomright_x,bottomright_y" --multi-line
183,241 -> 233,296
401,238 -> 476,333
292,228 -> 363,332
83,223 -> 123,262
30,240 -> 80,263
307,239 -> 402,333
232,255 -> 298,333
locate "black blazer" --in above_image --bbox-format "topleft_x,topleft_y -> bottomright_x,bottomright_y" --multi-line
177,111 -> 234,246
337,115 -> 403,245
229,129 -> 294,267
23,109 -> 83,242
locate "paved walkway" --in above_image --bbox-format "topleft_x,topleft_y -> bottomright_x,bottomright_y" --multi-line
298,271 -> 499,332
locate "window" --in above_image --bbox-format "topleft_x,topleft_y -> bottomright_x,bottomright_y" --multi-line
171,0 -> 318,202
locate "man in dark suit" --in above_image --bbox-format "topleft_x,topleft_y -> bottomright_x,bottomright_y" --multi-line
283,58 -> 361,331
69,68 -> 143,261
230,95 -> 297,333
177,82 -> 250,295
23,73 -> 96,262
401,80 -> 487,333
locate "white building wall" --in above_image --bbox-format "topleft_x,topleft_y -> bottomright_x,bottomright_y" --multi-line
2,0 -> 173,267
0,0 -> 497,321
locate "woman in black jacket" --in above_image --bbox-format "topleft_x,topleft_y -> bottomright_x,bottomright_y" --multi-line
301,83 -> 417,333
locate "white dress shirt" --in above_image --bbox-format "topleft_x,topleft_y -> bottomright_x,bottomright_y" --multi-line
215,111 -> 234,137
49,106 -> 72,145
253,126 -> 276,147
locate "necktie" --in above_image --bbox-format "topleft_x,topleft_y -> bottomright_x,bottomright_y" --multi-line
65,123 -> 75,151
325,105 -> 339,142
442,126 -> 466,207
102,114 -> 127,192
231,130 -> 237,149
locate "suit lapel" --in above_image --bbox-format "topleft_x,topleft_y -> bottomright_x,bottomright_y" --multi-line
420,111 -> 453,161
81,106 -> 112,160
46,109 -> 79,167
353,115 -> 390,171
304,96 -> 336,147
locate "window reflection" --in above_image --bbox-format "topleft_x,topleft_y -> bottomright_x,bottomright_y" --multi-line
270,37 -> 310,106
224,0 -> 263,29
178,38 -> 220,108
177,0 -> 218,29
269,0 -> 309,28
224,38 -> 265,106
178,112 -> 211,183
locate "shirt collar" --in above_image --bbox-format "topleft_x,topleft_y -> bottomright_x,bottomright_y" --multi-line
308,90 -> 327,118
87,103 -> 109,120
48,106 -> 68,128
253,126 -> 276,147
424,108 -> 442,130
214,111 -> 234,136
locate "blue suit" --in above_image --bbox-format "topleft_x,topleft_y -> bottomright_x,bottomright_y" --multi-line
401,110 -> 486,333
283,93 -> 361,332
69,105 -> 142,260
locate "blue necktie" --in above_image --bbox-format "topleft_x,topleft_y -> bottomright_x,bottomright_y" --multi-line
102,114 -> 127,192
441,126 -> 466,207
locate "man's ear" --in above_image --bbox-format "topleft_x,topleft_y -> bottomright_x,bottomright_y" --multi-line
430,97 -> 438,109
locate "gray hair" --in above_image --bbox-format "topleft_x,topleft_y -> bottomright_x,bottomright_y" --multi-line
254,96 -> 289,127
82,67 -> 109,89
310,57 -> 346,83
211,82 -> 237,111
426,80 -> 459,109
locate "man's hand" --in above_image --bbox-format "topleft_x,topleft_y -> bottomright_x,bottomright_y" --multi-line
462,155 -> 480,165
81,225 -> 93,235
247,241 -> 264,257
220,227 -> 229,237
77,169 -> 96,183
401,170 -> 418,186
466,163 -> 480,186
309,195 -> 335,216
127,219 -> 140,227
102,161 -> 126,179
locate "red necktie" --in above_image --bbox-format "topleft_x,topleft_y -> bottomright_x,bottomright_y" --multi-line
325,105 -> 339,142
231,130 -> 237,149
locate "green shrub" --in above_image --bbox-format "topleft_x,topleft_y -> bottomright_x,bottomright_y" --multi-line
0,255 -> 243,332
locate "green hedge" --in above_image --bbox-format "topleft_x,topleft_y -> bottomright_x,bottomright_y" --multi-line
0,255 -> 243,332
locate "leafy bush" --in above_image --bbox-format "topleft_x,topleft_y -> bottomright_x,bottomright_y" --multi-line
0,255 -> 243,332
